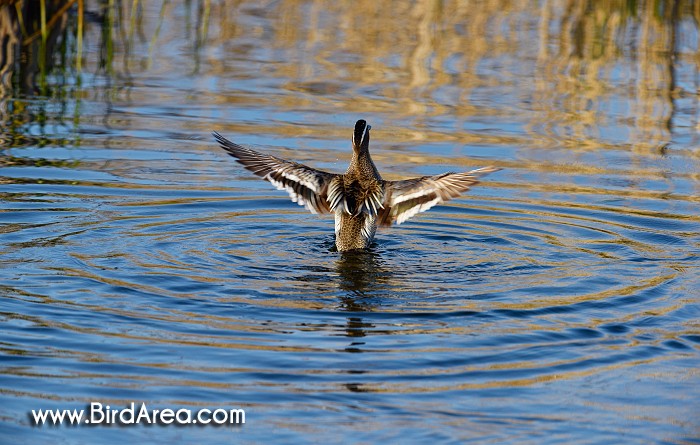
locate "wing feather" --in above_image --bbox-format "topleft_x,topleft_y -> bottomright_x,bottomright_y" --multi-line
214,132 -> 337,214
378,167 -> 500,226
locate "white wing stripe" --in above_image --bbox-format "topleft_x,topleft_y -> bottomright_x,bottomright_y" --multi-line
266,174 -> 321,214
390,183 -> 439,206
396,196 -> 441,225
383,167 -> 499,225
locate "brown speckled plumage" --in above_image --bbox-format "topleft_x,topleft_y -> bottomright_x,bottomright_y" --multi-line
214,120 -> 499,251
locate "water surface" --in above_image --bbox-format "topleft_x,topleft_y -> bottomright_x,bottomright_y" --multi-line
1,0 -> 699,443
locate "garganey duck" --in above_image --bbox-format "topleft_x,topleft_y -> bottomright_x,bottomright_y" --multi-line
214,120 -> 499,251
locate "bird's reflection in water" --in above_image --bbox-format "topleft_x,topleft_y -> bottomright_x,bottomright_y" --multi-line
335,247 -> 390,309
333,248 -> 393,393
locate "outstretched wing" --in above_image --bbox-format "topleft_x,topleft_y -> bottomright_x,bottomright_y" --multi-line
214,132 -> 339,214
378,167 -> 500,226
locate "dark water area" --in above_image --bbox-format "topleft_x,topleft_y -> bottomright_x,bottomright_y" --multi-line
1,1 -> 699,443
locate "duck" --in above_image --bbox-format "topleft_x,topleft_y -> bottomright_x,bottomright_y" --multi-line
213,120 -> 499,251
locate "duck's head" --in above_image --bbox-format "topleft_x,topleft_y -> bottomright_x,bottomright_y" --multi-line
352,119 -> 371,152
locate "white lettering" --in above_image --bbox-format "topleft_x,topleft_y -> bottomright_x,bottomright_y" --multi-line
119,402 -> 135,424
159,408 -> 174,424
30,409 -> 49,425
231,409 -> 245,424
198,408 -> 211,424
135,403 -> 151,423
212,409 -> 227,424
29,403 -> 244,426
175,408 -> 191,424
90,402 -> 104,424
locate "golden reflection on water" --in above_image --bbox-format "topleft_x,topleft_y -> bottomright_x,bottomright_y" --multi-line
204,0 -> 699,150
1,0 -> 698,156
1,1 -> 699,441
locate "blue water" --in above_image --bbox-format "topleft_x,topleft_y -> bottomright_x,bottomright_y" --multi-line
1,1 -> 699,443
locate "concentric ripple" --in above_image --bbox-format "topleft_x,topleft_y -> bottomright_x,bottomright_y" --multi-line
2,133 -> 699,443
2,0 -> 700,442
2,167 -> 699,439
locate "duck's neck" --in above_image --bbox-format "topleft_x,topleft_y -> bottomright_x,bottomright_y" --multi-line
348,149 -> 381,179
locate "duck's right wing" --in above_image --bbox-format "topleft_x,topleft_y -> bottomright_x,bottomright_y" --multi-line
214,132 -> 339,214
378,167 -> 500,226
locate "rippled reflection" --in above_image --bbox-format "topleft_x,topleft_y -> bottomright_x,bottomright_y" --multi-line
1,0 -> 699,443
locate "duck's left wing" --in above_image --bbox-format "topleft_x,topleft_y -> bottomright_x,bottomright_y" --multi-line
378,167 -> 500,226
214,132 -> 338,214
